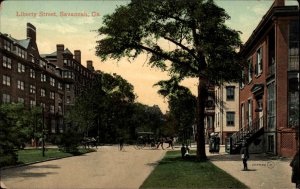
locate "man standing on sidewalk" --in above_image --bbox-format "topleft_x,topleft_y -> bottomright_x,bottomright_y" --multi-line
240,141 -> 249,171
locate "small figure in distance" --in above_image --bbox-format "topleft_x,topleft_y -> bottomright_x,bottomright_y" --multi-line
290,150 -> 299,189
185,144 -> 190,158
166,137 -> 174,150
181,144 -> 186,159
240,141 -> 249,171
119,137 -> 124,151
156,136 -> 164,150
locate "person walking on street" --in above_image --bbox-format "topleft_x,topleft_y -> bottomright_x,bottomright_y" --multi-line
119,137 -> 124,151
240,141 -> 249,171
157,137 -> 164,150
166,137 -> 174,150
290,150 -> 299,188
181,144 -> 186,159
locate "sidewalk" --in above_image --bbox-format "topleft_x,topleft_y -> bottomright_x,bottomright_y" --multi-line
206,146 -> 295,189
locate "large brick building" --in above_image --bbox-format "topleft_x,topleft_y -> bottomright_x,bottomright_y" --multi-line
235,0 -> 299,157
0,23 -> 95,135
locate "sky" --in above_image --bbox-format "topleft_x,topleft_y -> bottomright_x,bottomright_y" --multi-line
0,0 -> 298,113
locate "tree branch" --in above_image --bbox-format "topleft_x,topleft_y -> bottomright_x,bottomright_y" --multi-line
134,44 -> 199,74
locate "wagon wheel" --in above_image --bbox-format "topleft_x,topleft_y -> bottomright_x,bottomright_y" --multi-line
135,138 -> 145,150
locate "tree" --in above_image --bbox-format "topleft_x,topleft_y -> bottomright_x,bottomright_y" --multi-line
67,72 -> 137,143
0,103 -> 42,166
96,0 -> 242,160
155,77 -> 196,143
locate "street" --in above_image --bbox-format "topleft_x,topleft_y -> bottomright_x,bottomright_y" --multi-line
0,146 -> 166,189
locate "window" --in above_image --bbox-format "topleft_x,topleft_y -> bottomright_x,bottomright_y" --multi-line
17,80 -> 24,90
267,83 -> 276,129
30,69 -> 35,78
226,86 -> 235,101
288,76 -> 299,128
41,74 -> 46,82
58,105 -> 62,115
50,77 -> 55,86
50,91 -> 55,100
66,96 -> 71,104
4,40 -> 12,51
50,105 -> 55,113
288,21 -> 299,71
39,60 -> 46,68
226,112 -> 235,126
247,58 -> 252,83
30,100 -> 36,108
2,75 -> 11,86
58,82 -> 62,90
17,63 -> 25,73
248,99 -> 252,129
30,85 -> 36,94
40,103 -> 46,109
2,94 -> 11,103
41,88 -> 46,97
65,84 -> 70,91
51,119 -> 56,133
255,47 -> 263,76
240,70 -> 245,88
3,56 -> 12,69
18,97 -> 24,104
241,103 -> 245,128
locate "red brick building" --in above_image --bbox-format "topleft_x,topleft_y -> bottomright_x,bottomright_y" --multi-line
236,0 -> 299,157
0,23 -> 95,135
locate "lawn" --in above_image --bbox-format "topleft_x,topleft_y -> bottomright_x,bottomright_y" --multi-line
140,150 -> 248,189
17,148 -> 95,165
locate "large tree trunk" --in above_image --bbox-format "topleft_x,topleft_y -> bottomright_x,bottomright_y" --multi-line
196,78 -> 208,160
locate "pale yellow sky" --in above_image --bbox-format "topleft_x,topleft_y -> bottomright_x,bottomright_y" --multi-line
1,0 -> 297,113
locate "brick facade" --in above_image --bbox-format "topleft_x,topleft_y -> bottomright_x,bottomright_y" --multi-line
0,23 -> 95,135
239,2 -> 299,157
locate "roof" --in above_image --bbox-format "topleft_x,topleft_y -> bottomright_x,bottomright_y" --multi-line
63,48 -> 73,55
240,6 -> 299,56
16,39 -> 30,49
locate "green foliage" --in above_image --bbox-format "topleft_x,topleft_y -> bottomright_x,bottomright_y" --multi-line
155,78 -> 196,139
66,72 -> 164,143
96,0 -> 242,83
96,0 -> 243,159
57,127 -> 82,153
0,103 -> 42,167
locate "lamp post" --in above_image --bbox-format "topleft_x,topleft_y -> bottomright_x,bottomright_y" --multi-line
42,107 -> 45,157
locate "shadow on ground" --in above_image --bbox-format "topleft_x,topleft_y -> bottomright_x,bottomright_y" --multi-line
1,164 -> 61,179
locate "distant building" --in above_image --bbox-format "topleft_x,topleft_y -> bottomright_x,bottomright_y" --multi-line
0,23 -> 96,135
235,0 -> 299,157
214,83 -> 240,145
204,84 -> 215,143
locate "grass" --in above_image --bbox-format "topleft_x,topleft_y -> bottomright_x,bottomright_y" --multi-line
16,148 -> 95,165
140,150 -> 248,189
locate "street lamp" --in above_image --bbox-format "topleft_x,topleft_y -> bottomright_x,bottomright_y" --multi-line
42,107 -> 45,157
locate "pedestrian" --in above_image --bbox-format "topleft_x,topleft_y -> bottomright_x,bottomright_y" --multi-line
240,141 -> 249,171
119,137 -> 124,151
156,137 -> 164,150
290,150 -> 299,189
181,144 -> 186,159
166,137 -> 174,150
185,144 -> 190,158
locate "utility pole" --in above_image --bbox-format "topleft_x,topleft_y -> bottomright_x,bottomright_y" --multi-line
42,107 -> 45,157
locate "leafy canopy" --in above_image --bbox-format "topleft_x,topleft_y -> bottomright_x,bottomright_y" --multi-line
96,0 -> 243,84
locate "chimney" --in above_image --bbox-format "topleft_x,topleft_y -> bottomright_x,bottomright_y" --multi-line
87,60 -> 94,71
274,0 -> 285,6
27,23 -> 36,42
57,44 -> 64,67
74,50 -> 81,64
